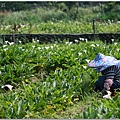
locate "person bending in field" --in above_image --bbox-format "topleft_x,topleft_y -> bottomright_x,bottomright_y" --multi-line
88,53 -> 120,95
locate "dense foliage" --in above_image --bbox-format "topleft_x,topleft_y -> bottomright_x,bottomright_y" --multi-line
0,2 -> 120,22
0,40 -> 120,118
0,1 -> 120,118
0,20 -> 120,35
0,3 -> 120,35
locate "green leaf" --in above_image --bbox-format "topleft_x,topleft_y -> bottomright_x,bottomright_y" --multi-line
17,99 -> 23,115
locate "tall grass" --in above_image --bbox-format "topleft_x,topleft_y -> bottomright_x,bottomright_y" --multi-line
1,4 -> 120,25
0,7 -> 68,25
0,6 -> 120,35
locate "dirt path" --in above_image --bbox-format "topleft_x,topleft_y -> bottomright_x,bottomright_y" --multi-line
54,94 -> 96,118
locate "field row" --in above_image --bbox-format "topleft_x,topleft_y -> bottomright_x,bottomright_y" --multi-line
0,21 -> 120,35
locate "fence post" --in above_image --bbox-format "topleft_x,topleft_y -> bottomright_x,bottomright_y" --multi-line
93,19 -> 96,41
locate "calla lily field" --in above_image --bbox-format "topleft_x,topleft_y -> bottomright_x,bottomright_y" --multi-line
0,39 -> 120,118
0,2 -> 120,118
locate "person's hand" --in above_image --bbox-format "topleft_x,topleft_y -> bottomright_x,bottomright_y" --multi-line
104,79 -> 113,90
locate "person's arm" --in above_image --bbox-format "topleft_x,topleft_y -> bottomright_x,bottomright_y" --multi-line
102,66 -> 115,90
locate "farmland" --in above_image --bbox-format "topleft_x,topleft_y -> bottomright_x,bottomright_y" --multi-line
0,40 -> 120,118
0,21 -> 120,35
0,2 -> 120,119
0,2 -> 120,34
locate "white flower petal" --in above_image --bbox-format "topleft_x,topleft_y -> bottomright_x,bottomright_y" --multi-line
1,84 -> 13,91
103,91 -> 112,99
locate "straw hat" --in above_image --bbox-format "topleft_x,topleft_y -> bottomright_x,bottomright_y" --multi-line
88,53 -> 120,72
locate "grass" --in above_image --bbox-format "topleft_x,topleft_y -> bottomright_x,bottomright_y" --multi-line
55,93 -> 94,118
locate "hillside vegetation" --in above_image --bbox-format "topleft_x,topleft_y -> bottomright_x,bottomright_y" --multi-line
0,2 -> 120,35
0,1 -> 120,22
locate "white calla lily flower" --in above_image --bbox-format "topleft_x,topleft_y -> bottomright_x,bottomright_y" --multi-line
103,91 -> 112,99
1,84 -> 13,91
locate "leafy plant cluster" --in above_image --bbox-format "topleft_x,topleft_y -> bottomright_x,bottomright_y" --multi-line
0,20 -> 120,35
0,2 -> 120,21
0,39 -> 120,118
0,3 -> 120,35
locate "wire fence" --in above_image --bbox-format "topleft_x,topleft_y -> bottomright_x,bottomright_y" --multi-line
0,33 -> 119,44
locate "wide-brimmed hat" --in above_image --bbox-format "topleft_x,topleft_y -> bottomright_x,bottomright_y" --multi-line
88,53 -> 120,72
